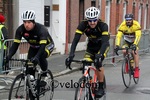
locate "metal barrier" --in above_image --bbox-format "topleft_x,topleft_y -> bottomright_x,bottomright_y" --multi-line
0,39 -> 29,74
0,39 -> 30,85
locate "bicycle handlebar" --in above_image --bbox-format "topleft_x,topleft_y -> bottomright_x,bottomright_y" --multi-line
115,47 -> 136,55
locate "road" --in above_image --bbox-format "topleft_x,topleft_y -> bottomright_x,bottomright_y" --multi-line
0,52 -> 150,100
52,53 -> 150,100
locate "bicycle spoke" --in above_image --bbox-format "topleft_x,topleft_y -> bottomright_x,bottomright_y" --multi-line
75,77 -> 90,100
38,69 -> 54,100
8,74 -> 27,100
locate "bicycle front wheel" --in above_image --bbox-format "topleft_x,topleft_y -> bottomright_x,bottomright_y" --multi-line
74,76 -> 93,100
122,59 -> 131,88
39,69 -> 54,100
8,73 -> 29,100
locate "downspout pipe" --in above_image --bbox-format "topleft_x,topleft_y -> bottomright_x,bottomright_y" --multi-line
65,0 -> 69,54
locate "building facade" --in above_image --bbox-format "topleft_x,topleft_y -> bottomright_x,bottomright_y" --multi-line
66,0 -> 150,54
0,0 -> 150,55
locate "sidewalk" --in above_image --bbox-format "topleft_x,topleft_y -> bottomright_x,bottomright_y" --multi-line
48,50 -> 86,77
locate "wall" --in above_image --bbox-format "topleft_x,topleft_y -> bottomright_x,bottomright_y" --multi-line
51,0 -> 67,54
13,0 -> 44,37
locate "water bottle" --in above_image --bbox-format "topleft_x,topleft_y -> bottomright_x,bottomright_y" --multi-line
30,75 -> 34,81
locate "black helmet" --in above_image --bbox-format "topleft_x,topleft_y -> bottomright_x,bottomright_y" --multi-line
125,13 -> 134,20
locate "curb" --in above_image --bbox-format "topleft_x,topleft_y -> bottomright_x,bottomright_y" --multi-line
53,66 -> 81,77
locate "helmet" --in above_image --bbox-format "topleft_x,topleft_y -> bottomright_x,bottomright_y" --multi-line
85,7 -> 100,20
0,14 -> 5,22
21,10 -> 35,20
125,13 -> 134,20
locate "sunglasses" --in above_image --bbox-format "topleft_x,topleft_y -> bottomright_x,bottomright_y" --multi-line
125,18 -> 133,21
126,19 -> 132,21
88,19 -> 97,22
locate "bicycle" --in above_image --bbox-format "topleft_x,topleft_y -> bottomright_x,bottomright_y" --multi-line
71,59 -> 106,100
8,59 -> 54,100
115,47 -> 139,88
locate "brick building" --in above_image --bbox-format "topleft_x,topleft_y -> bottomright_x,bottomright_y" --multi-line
67,0 -> 150,44
0,0 -> 150,54
0,0 -> 13,38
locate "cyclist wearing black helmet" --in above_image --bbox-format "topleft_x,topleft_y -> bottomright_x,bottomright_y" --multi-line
65,7 -> 110,98
115,13 -> 141,78
5,10 -> 55,76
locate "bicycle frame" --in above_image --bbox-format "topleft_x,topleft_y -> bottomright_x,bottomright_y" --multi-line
73,59 -> 105,100
116,47 -> 139,88
84,65 -> 98,98
8,59 -> 54,100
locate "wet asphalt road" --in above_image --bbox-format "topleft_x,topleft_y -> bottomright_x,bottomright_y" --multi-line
0,51 -> 150,100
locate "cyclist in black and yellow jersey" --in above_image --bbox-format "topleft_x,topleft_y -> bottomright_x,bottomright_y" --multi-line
5,10 -> 54,76
115,13 -> 141,78
65,7 -> 110,98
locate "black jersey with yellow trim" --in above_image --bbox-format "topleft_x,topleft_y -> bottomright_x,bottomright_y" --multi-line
69,19 -> 110,57
14,22 -> 53,46
75,19 -> 109,39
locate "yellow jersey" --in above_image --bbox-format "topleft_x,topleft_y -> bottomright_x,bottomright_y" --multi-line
115,20 -> 141,46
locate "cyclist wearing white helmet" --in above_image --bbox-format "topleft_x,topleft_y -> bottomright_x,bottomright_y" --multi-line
21,10 -> 36,21
66,7 -> 110,98
85,6 -> 100,20
6,10 -> 54,77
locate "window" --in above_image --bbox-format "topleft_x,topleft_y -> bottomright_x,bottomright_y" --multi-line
132,2 -> 136,16
123,1 -> 127,20
138,4 -> 142,25
105,0 -> 110,28
91,0 -> 96,6
79,0 -> 84,22
144,4 -> 148,29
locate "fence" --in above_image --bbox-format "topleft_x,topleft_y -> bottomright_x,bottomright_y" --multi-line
0,30 -> 150,74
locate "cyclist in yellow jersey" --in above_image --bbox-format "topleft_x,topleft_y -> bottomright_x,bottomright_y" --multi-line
115,13 -> 141,78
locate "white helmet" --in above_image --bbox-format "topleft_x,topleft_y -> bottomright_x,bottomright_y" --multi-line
85,7 -> 100,20
21,10 -> 36,20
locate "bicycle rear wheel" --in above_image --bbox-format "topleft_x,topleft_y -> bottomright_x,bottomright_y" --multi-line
122,59 -> 131,88
38,69 -> 54,100
8,73 -> 29,100
74,76 -> 93,100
